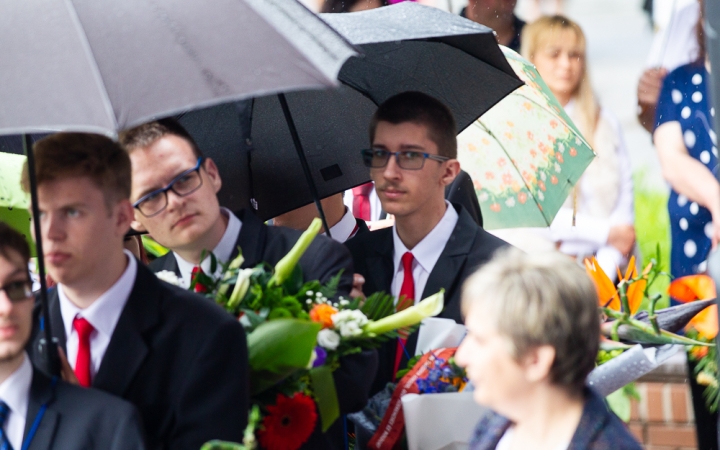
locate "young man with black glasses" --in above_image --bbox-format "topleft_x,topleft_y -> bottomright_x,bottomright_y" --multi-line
345,91 -> 509,395
121,119 -> 354,293
0,222 -> 145,449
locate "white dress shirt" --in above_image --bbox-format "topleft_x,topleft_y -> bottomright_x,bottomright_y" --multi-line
59,250 -> 137,379
391,202 -> 459,303
325,207 -> 359,243
0,353 -> 32,450
175,208 -> 242,287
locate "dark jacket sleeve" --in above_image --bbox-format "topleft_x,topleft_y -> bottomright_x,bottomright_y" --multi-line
171,319 -> 249,449
108,401 -> 148,450
300,236 -> 355,297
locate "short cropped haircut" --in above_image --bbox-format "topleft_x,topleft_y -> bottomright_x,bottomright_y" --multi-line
462,248 -> 599,395
21,133 -> 131,209
0,221 -> 31,267
119,118 -> 204,158
370,91 -> 457,159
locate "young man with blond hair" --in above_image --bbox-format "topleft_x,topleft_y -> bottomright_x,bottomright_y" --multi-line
24,133 -> 249,450
346,91 -> 509,394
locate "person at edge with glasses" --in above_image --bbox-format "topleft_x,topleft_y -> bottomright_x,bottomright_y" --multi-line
345,91 -> 511,396
120,119 -> 376,450
0,222 -> 146,449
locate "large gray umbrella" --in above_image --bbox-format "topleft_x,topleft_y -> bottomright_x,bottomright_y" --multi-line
180,3 -> 523,222
0,0 -> 355,136
0,0 -> 356,375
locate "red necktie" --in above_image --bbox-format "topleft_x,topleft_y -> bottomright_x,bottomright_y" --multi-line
394,252 -> 415,378
352,182 -> 373,221
73,316 -> 95,387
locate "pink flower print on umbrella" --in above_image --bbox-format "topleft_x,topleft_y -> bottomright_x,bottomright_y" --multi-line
457,46 -> 594,229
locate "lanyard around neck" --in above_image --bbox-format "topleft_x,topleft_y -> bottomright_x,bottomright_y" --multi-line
21,376 -> 57,450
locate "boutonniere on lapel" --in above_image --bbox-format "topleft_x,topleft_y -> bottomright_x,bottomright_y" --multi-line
155,218 -> 445,450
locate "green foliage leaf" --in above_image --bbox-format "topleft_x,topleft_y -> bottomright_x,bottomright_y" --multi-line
310,365 -> 340,431
247,319 -> 321,374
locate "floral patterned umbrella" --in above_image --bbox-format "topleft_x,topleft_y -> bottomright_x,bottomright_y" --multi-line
457,46 -> 595,229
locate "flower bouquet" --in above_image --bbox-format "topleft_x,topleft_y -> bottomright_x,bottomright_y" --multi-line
165,218 -> 445,450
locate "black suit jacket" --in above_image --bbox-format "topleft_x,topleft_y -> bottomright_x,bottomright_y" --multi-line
345,204 -> 509,393
31,263 -> 249,450
151,208 -> 354,295
24,370 -> 145,450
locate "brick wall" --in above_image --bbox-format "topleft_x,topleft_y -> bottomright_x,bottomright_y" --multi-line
628,381 -> 697,450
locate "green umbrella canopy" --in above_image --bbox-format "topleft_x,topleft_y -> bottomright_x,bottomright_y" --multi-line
457,46 -> 596,229
0,153 -> 34,255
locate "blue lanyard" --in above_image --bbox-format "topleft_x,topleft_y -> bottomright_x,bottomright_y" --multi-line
20,377 -> 57,450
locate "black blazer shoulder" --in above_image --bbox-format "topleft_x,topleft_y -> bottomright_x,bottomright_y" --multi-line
26,369 -> 145,450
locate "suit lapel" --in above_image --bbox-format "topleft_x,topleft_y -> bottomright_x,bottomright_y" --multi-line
24,370 -> 59,450
421,206 -> 478,302
233,209 -> 268,268
48,289 -> 67,351
366,229 -> 394,295
92,264 -> 161,396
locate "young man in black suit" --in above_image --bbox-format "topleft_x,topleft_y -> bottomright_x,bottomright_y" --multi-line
345,92 -> 509,394
25,134 -> 249,450
119,119 -> 353,293
0,222 -> 145,450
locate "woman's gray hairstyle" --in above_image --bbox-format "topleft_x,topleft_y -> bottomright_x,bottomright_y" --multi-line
462,248 -> 600,394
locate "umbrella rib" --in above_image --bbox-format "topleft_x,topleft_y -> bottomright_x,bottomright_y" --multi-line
476,120 -> 550,226
62,0 -> 118,133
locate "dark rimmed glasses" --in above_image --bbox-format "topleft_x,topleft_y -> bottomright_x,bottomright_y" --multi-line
133,157 -> 204,217
361,148 -> 450,170
0,280 -> 33,302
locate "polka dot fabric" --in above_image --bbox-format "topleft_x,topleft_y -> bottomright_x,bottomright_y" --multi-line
655,63 -> 717,279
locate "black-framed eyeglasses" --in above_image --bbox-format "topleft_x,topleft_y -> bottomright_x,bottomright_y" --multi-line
133,157 -> 204,217
361,148 -> 450,170
0,280 -> 33,302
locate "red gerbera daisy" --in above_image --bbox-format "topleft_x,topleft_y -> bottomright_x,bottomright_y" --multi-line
258,393 -> 317,450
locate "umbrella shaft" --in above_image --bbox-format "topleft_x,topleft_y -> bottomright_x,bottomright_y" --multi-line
23,135 -> 60,376
277,94 -> 332,237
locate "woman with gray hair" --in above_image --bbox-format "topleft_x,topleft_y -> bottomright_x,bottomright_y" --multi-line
455,249 -> 641,450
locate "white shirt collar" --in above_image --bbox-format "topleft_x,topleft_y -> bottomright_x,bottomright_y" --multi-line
0,352 -> 32,434
175,207 -> 242,287
58,250 -> 137,341
392,201 -> 459,275
325,208 -> 358,243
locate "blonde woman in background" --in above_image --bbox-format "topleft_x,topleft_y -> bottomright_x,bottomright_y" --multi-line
520,16 -> 635,277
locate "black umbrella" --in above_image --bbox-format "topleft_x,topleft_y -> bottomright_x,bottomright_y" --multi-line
178,2 -> 523,225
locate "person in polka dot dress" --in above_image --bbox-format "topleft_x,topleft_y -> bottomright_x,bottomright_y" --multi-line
654,60 -> 719,279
